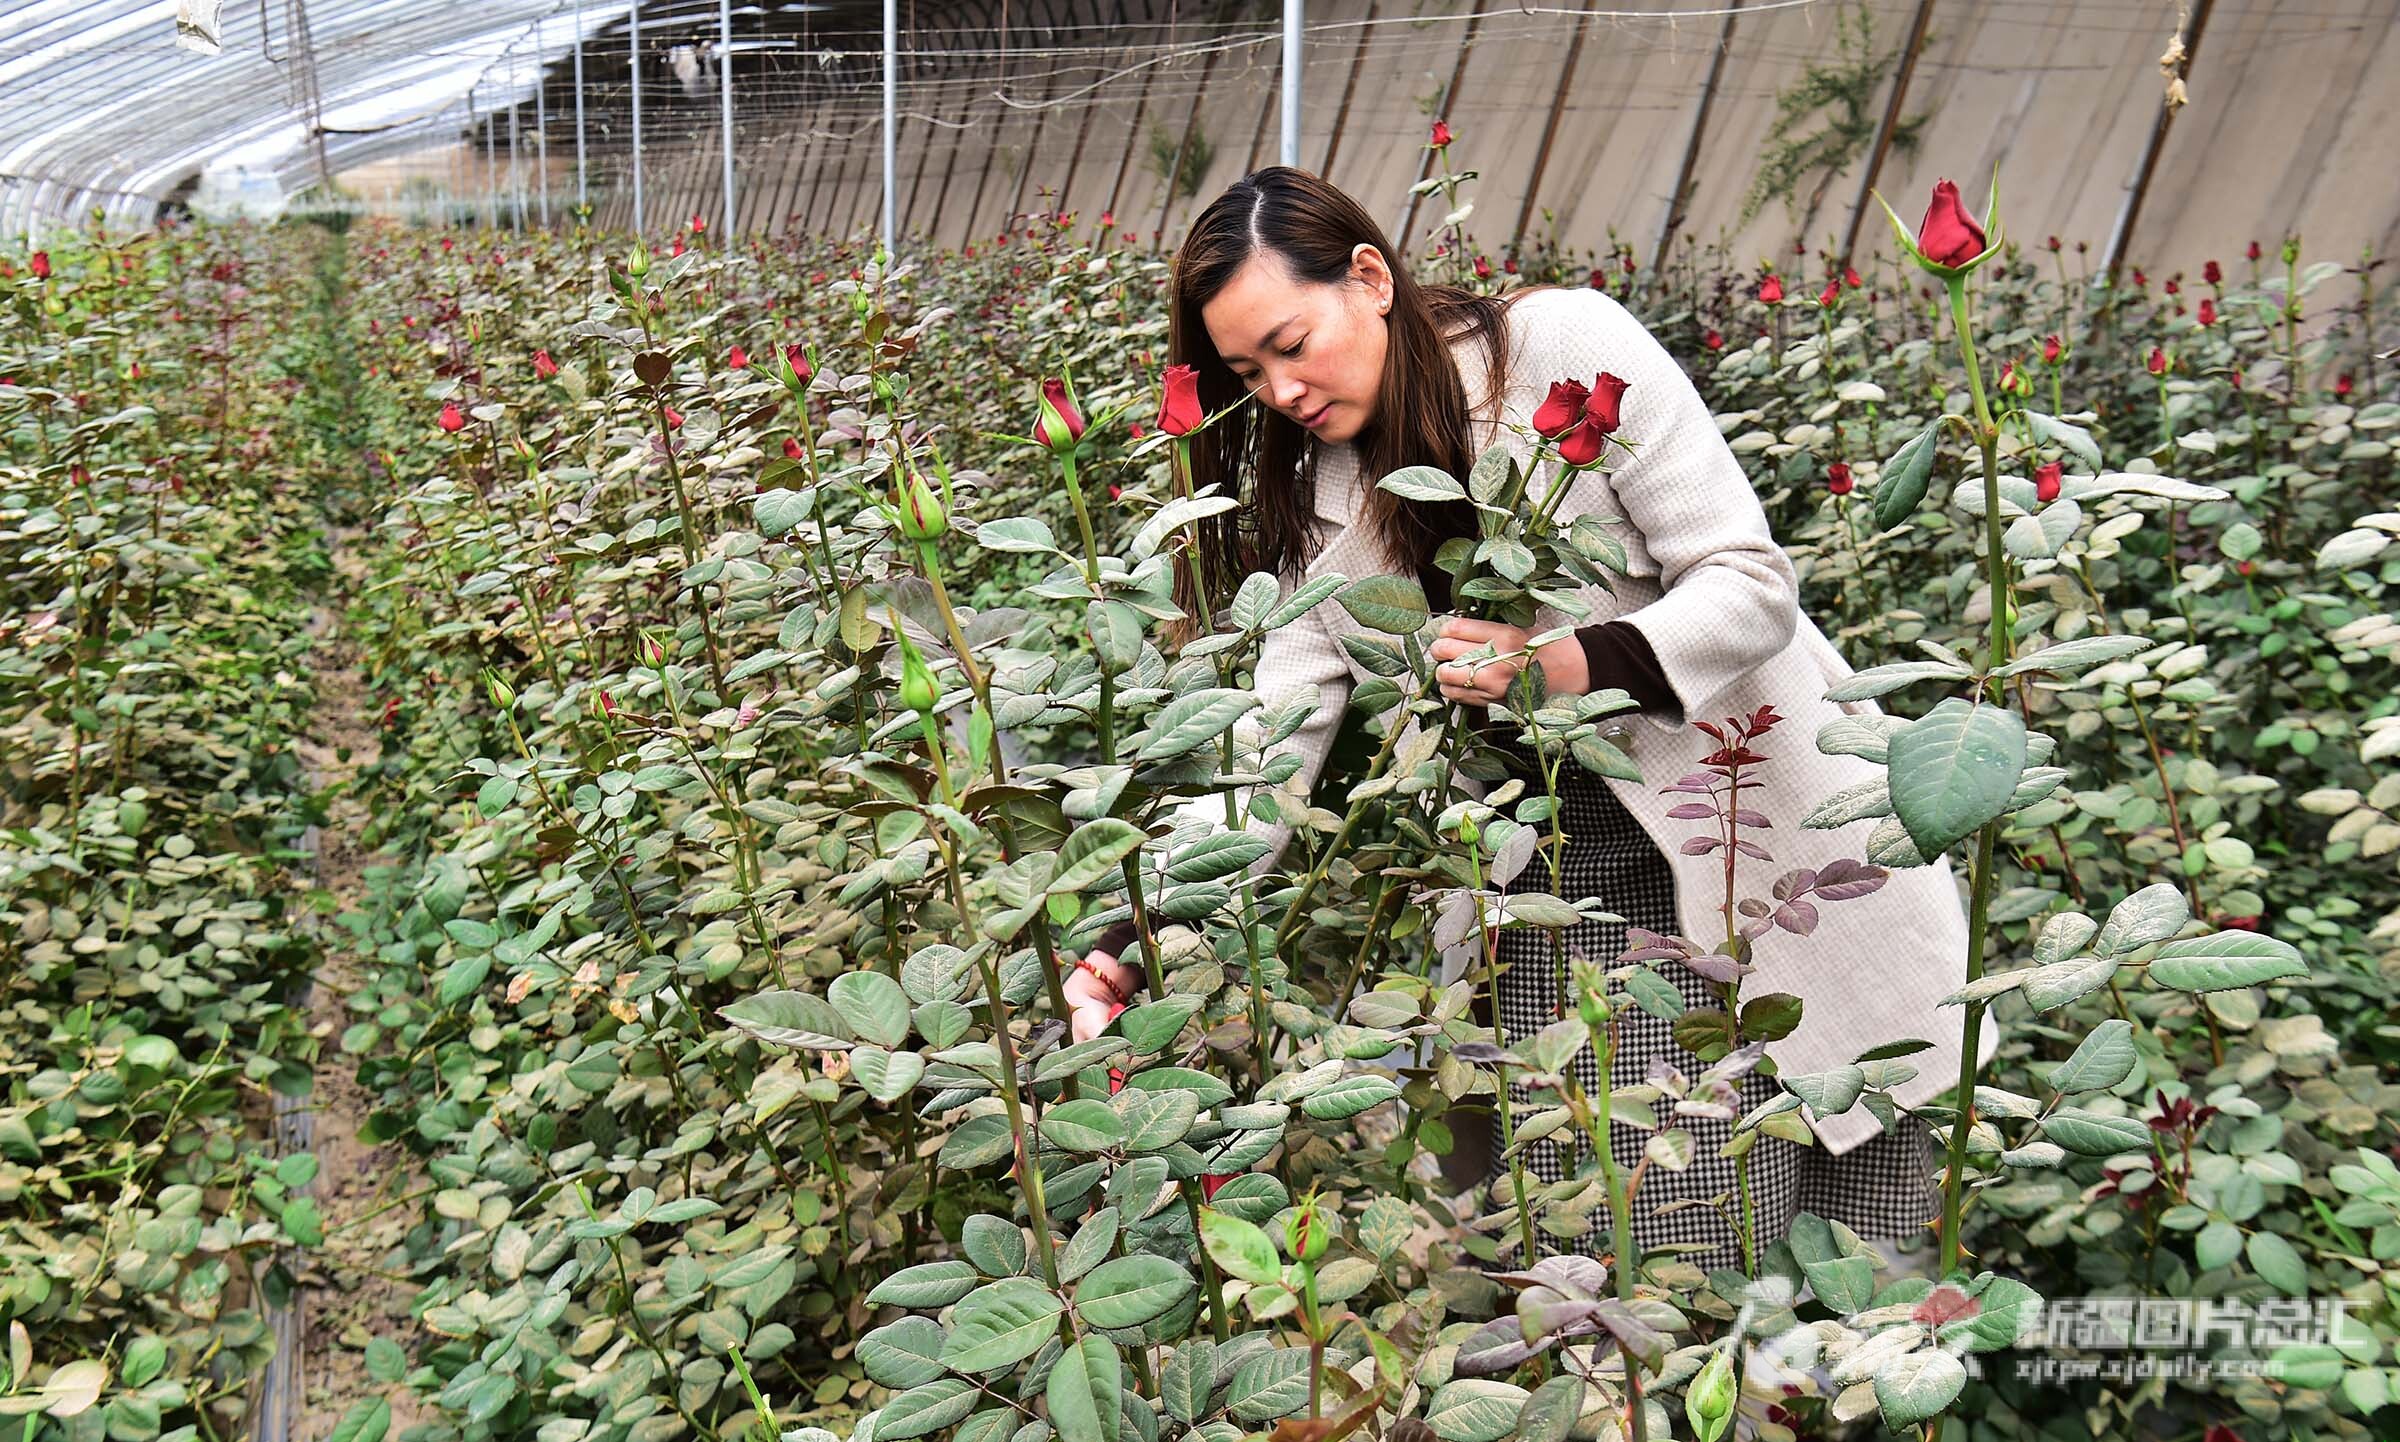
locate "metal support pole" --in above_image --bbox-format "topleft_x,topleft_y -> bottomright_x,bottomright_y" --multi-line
630,0 -> 644,234
1279,0 -> 1301,168
509,51 -> 525,230
881,0 -> 897,254
572,0 -> 587,212
536,18 -> 549,227
1837,0 -> 1935,267
720,0 -> 737,236
1654,0 -> 1741,267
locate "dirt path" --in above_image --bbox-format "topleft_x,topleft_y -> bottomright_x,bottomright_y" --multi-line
289,528 -> 429,1442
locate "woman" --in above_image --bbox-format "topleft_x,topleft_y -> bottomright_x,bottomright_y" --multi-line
1063,168 -> 1989,1274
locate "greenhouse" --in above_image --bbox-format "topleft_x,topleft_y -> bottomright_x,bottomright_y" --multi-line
1,3 -> 2396,1442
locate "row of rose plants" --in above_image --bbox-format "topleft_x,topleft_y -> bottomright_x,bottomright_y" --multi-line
0,221 -> 368,1440
291,143 -> 2400,1442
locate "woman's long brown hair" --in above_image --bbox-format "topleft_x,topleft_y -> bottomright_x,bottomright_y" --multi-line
1166,166 -> 1569,643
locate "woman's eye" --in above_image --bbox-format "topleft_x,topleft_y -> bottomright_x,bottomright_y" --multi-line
1280,341 -> 1304,358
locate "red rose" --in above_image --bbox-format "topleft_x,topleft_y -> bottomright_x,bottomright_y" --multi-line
1817,279 -> 1840,307
2164,278 -> 2180,296
1503,257 -> 1518,275
783,436 -> 804,460
532,349 -> 559,379
1844,266 -> 1862,288
727,344 -> 748,369
2034,461 -> 2063,503
437,401 -> 466,432
663,404 -> 685,429
2147,347 -> 2169,377
1532,378 -> 1590,440
781,344 -> 812,383
1826,462 -> 1853,495
1585,372 -> 1630,435
1473,255 -> 1492,279
2133,269 -> 2148,287
1758,274 -> 1784,304
1557,411 -> 1609,468
2335,373 -> 2354,397
2197,298 -> 2216,327
1702,329 -> 1724,351
1033,377 -> 1086,451
2203,260 -> 2223,285
29,251 -> 50,280
1587,267 -> 1607,290
1156,362 -> 1202,436
1915,179 -> 1989,268
690,212 -> 705,234
671,235 -> 685,257
2231,368 -> 2244,391
1199,1173 -> 1236,1202
2246,240 -> 2262,262
1429,119 -> 1453,148
2042,334 -> 2063,364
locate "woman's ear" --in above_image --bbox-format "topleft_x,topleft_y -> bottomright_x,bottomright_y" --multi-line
1352,243 -> 1392,314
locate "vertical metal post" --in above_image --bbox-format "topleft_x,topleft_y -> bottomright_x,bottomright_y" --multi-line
509,51 -> 525,230
720,0 -> 737,236
630,0 -> 644,234
1837,0 -> 1935,267
572,0 -> 587,212
1655,0 -> 1742,266
882,0 -> 897,254
535,18 -> 549,227
1279,0 -> 1301,167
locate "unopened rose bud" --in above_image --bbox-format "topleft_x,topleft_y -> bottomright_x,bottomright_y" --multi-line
899,647 -> 940,715
626,243 -> 651,278
484,669 -> 517,711
1284,1200 -> 1330,1263
1686,1350 -> 1737,1442
896,472 -> 948,540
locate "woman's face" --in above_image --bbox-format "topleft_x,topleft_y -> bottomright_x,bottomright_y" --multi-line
1200,244 -> 1392,446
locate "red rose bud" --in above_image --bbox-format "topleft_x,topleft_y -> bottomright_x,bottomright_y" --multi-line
1532,378 -> 1590,440
1587,267 -> 1606,290
2133,268 -> 2148,287
1844,265 -> 1862,288
2203,259 -> 2223,285
1107,1067 -> 1127,1096
1473,254 -> 1492,280
1757,273 -> 1784,304
1503,257 -> 1518,275
2336,373 -> 2354,397
1826,462 -> 1853,495
690,212 -> 705,234
1915,179 -> 1989,268
1200,1173 -> 1235,1201
2247,240 -> 2262,262
1703,329 -> 1724,351
2147,347 -> 2169,376
1157,362 -> 1202,436
2231,368 -> 2244,391
2197,298 -> 2217,327
1107,483 -> 1122,501
1818,279 -> 1840,307
2164,278 -> 2180,296
783,436 -> 804,460
663,404 -> 686,429
1033,377 -> 1086,452
1585,372 -> 1630,435
2046,234 -> 2062,252
437,400 -> 467,432
1557,411 -> 1610,468
671,235 -> 686,258
896,471 -> 948,540
2035,461 -> 2063,503
1429,119 -> 1453,148
29,250 -> 54,280
2042,334 -> 2063,364
727,344 -> 748,369
532,348 -> 559,379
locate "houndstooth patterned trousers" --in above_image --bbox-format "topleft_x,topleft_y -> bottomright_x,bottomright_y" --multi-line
1481,743 -> 1940,1276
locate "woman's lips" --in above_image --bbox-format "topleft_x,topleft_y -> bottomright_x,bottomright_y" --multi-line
1302,403 -> 1333,428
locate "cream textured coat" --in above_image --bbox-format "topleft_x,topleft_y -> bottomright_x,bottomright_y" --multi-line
1159,286 -> 1992,1154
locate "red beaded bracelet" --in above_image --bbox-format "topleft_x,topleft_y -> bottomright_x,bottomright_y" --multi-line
1073,954 -> 1133,1006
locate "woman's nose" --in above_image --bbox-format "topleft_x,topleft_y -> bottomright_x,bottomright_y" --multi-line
1273,375 -> 1308,410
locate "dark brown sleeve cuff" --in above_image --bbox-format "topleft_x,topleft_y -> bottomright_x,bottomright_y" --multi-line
1090,919 -> 1139,960
1576,619 -> 1682,721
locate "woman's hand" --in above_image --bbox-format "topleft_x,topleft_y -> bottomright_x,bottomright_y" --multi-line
1064,952 -> 1139,1042
1430,616 -> 1589,706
